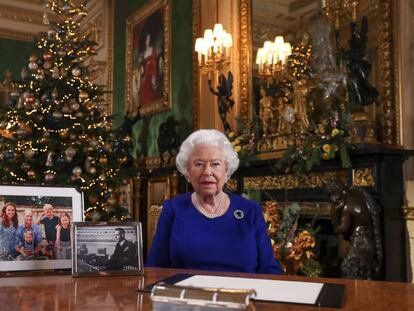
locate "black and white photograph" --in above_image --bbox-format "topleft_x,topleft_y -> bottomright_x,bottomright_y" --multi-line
72,222 -> 143,277
0,185 -> 83,272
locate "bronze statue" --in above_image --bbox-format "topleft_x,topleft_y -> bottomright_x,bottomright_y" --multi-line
328,184 -> 382,279
208,71 -> 234,132
157,115 -> 180,167
336,16 -> 379,111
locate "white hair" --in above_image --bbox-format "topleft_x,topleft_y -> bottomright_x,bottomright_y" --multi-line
175,129 -> 239,179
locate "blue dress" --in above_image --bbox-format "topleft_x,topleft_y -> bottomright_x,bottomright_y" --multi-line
146,192 -> 283,274
0,224 -> 17,258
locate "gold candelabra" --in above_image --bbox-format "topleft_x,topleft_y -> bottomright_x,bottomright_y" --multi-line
321,0 -> 360,29
194,24 -> 232,79
255,36 -> 292,84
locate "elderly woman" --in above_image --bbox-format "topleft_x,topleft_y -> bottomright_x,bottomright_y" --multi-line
0,202 -> 18,259
146,129 -> 283,274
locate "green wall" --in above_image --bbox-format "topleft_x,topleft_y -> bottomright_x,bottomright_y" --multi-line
0,38 -> 34,82
113,0 -> 193,159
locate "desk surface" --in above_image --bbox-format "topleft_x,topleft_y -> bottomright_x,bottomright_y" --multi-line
0,267 -> 413,310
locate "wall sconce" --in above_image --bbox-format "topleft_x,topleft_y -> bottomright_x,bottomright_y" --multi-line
194,23 -> 233,79
255,36 -> 292,82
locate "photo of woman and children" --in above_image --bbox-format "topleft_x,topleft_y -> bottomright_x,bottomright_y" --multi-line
0,197 -> 73,268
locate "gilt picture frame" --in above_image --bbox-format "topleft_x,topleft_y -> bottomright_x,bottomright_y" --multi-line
126,0 -> 171,117
0,185 -> 83,272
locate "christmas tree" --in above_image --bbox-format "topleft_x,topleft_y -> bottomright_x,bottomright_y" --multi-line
0,0 -> 138,221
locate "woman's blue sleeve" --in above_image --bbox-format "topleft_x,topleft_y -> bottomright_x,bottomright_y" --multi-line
145,200 -> 174,267
254,203 -> 284,275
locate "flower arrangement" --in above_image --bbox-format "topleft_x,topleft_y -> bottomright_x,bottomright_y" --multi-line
263,200 -> 321,277
276,111 -> 353,176
226,119 -> 257,165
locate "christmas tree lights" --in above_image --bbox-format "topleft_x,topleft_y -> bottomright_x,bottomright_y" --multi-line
0,0 -> 138,221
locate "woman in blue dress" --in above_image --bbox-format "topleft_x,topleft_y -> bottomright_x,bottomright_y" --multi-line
0,202 -> 18,259
147,129 -> 283,274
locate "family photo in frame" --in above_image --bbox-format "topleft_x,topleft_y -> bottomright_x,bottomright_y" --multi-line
125,0 -> 171,117
72,222 -> 143,277
0,185 -> 83,272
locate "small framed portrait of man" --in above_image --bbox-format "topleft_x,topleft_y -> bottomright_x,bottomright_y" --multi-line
72,222 -> 143,277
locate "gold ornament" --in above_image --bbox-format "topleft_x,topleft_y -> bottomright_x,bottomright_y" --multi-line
59,130 -> 68,139
86,102 -> 96,112
52,67 -> 59,79
24,148 -> 35,159
79,91 -> 89,100
69,100 -> 80,112
123,136 -> 132,144
71,67 -> 81,77
117,156 -> 128,165
62,105 -> 71,114
89,139 -> 99,148
99,156 -> 108,165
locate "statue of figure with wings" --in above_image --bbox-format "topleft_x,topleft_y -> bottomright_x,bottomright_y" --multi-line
336,16 -> 379,111
208,71 -> 235,132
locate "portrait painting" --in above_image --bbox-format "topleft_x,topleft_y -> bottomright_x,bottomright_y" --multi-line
0,185 -> 83,272
72,222 -> 143,277
126,0 -> 171,117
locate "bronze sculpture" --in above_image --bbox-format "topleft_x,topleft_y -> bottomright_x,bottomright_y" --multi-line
328,184 -> 382,279
208,72 -> 235,132
157,115 -> 180,167
335,16 -> 379,111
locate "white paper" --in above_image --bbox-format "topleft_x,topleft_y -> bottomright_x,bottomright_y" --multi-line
176,275 -> 324,305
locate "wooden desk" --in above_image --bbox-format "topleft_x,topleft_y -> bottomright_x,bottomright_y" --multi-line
0,267 -> 413,310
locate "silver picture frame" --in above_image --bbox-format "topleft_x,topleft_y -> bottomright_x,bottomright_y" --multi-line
72,222 -> 143,277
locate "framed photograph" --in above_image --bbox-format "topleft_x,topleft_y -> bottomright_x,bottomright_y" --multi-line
118,181 -> 134,218
0,185 -> 83,272
72,222 -> 143,277
125,0 -> 171,117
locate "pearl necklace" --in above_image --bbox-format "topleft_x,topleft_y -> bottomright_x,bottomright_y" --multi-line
192,192 -> 226,219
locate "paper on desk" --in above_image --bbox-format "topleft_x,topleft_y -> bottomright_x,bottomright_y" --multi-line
176,275 -> 324,305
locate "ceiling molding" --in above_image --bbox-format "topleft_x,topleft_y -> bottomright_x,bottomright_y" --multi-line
0,27 -> 34,41
0,4 -> 44,25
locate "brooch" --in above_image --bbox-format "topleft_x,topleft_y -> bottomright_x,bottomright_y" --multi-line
234,210 -> 244,219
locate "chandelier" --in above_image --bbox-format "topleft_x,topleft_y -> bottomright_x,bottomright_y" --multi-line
255,36 -> 292,81
322,0 -> 360,29
194,23 -> 233,79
